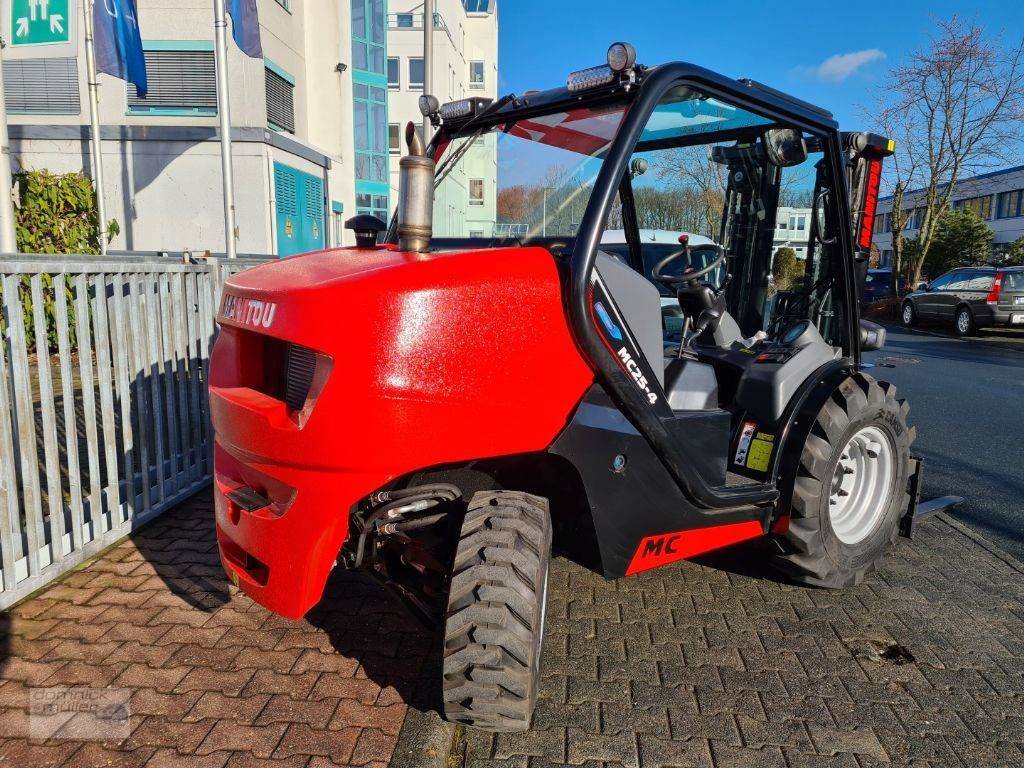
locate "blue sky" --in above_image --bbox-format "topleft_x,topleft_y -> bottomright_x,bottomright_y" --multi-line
497,0 -> 1024,133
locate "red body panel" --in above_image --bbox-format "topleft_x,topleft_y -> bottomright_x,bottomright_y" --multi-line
209,245 -> 593,618
625,521 -> 763,575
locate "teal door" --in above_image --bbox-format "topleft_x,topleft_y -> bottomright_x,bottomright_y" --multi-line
274,163 -> 325,257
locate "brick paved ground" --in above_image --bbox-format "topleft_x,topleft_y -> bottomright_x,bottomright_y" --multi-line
0,494 -> 431,768
453,515 -> 1024,768
4,497 -> 1024,768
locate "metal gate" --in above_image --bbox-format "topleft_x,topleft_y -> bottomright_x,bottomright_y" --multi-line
0,255 -> 269,609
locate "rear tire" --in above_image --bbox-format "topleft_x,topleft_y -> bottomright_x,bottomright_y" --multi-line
442,490 -> 551,732
901,301 -> 916,327
771,372 -> 914,588
955,306 -> 975,336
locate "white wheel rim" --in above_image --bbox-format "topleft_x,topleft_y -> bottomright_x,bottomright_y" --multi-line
903,305 -> 912,324
828,425 -> 896,545
957,311 -> 969,333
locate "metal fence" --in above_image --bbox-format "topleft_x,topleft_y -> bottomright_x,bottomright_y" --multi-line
0,254 -> 270,609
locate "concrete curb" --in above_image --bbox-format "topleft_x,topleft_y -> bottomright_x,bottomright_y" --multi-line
390,706 -> 458,768
934,511 -> 1024,575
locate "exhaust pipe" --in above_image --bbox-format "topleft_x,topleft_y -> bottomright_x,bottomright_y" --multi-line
397,122 -> 435,252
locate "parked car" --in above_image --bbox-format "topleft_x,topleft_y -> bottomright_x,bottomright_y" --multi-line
901,265 -> 1024,336
862,268 -> 903,307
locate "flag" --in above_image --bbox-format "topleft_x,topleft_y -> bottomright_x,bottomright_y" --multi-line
93,0 -> 148,97
227,0 -> 262,58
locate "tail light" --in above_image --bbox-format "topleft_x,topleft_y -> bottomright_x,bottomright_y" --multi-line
987,273 -> 1004,305
857,158 -> 882,251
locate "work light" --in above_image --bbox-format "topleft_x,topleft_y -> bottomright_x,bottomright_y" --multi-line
606,42 -> 636,73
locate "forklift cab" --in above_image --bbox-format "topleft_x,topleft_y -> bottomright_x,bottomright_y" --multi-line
420,53 -> 890,507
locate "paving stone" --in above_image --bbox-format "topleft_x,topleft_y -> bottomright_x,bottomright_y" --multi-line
0,496 -> 415,768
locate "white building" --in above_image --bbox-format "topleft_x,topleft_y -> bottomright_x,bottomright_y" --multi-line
873,165 -> 1024,265
772,206 -> 812,259
385,0 -> 498,236
3,0 -> 391,255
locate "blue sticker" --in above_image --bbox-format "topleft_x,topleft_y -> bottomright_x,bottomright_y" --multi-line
594,301 -> 623,340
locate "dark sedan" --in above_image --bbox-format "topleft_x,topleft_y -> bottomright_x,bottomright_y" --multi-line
901,265 -> 1024,336
862,268 -> 903,307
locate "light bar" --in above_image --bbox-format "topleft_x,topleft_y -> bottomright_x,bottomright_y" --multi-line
438,96 -> 492,122
567,65 -> 616,92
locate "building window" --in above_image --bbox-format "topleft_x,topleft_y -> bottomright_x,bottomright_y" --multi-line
789,215 -> 806,231
954,194 -> 992,220
873,214 -> 884,234
127,48 -> 216,115
354,84 -> 388,183
997,189 -> 1023,219
265,64 -> 296,133
469,178 -> 484,205
387,57 -> 399,89
4,57 -> 80,114
389,123 -> 401,154
356,193 -> 389,222
469,60 -> 484,89
352,0 -> 386,75
409,58 -> 424,90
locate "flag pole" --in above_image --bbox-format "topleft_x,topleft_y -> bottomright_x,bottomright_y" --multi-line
213,0 -> 238,258
423,0 -> 433,142
0,42 -> 18,253
82,0 -> 108,256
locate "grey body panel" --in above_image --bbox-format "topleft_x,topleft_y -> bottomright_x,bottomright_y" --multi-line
596,251 -> 665,386
704,311 -> 744,348
663,358 -> 719,411
735,322 -> 839,422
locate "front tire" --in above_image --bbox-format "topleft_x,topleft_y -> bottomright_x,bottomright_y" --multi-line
901,301 -> 916,327
955,306 -> 975,336
772,372 -> 914,588
442,490 -> 551,732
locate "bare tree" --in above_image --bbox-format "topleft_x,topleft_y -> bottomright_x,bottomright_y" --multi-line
656,146 -> 729,238
876,17 -> 1024,286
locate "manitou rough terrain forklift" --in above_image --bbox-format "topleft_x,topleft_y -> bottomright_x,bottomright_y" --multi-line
209,44 -> 954,732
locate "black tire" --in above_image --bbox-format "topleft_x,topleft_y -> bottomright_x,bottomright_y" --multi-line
954,305 -> 976,336
442,490 -> 551,732
901,300 -> 916,327
771,372 -> 915,588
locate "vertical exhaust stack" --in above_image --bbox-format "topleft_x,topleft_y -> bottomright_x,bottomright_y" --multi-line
397,122 -> 435,252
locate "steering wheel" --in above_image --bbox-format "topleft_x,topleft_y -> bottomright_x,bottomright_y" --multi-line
651,245 -> 726,286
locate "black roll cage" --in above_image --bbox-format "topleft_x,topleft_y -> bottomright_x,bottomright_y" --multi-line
414,62 -> 861,511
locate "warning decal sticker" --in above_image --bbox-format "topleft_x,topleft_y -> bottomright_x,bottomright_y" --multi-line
746,431 -> 775,473
734,421 -> 756,466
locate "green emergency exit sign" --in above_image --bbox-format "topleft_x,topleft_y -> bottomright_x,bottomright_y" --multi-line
11,0 -> 70,46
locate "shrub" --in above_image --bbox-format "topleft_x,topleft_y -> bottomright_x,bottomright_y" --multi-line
771,247 -> 804,292
1,170 -> 118,351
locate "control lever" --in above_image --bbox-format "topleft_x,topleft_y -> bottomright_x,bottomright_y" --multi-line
692,308 -> 721,337
680,308 -> 720,355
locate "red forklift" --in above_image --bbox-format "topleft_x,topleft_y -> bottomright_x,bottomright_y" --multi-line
209,44 -> 956,731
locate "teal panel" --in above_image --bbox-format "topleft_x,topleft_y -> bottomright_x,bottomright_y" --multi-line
274,162 -> 325,257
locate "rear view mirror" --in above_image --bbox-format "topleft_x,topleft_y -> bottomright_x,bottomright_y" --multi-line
917,282 -> 929,291
860,320 -> 886,351
763,128 -> 808,168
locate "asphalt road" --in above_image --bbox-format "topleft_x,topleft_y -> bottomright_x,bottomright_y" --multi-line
863,325 -> 1024,561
